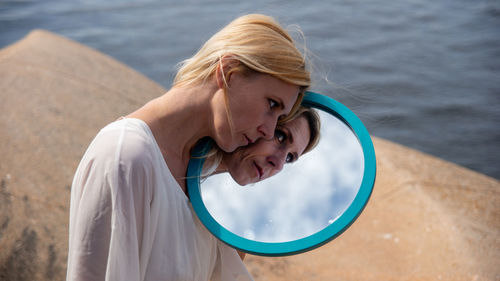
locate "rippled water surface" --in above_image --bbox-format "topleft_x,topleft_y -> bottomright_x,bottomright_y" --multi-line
1,0 -> 499,178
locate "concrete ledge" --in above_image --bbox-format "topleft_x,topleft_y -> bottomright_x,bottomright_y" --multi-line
0,30 -> 498,281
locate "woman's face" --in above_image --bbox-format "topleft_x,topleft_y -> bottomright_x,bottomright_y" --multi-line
212,71 -> 300,153
222,116 -> 310,186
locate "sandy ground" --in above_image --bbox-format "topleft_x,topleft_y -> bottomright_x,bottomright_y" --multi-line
0,30 -> 498,281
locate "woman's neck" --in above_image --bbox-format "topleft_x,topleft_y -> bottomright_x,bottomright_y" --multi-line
214,158 -> 228,174
127,82 -> 217,192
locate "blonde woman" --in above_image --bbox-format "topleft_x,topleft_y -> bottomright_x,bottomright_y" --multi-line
67,14 -> 310,281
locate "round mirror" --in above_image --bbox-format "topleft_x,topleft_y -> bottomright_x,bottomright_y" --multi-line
187,92 -> 376,256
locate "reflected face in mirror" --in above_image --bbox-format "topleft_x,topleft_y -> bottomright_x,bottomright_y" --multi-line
220,116 -> 311,186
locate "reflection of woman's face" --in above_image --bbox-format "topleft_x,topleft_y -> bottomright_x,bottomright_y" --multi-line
221,116 -> 310,186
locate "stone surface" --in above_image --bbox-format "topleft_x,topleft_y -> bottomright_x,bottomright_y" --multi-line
0,30 -> 164,281
245,138 -> 500,281
0,30 -> 498,281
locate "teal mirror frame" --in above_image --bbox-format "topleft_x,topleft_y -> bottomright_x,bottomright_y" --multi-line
186,91 -> 376,256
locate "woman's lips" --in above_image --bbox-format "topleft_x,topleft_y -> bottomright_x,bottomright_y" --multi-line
254,161 -> 263,180
244,134 -> 255,145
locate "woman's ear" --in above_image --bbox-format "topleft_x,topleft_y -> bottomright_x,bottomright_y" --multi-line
216,55 -> 240,89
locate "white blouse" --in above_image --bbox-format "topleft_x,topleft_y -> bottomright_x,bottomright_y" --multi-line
66,118 -> 253,281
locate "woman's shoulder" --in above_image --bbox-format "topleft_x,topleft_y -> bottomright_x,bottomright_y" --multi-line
99,117 -> 152,138
88,118 -> 159,165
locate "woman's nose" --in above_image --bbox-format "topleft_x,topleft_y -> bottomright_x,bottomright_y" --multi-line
258,116 -> 278,140
267,152 -> 285,172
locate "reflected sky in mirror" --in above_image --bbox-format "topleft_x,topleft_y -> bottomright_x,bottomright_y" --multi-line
201,111 -> 364,242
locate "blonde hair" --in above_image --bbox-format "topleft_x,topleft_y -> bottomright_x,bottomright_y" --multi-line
174,14 -> 311,118
280,106 -> 320,154
175,14 -> 309,85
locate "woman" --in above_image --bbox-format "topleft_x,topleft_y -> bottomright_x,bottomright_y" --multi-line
67,14 -> 310,281
216,107 -> 320,186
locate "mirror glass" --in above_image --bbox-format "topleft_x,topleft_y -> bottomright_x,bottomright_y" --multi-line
200,110 -> 364,243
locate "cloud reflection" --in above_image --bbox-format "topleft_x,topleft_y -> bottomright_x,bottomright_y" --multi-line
201,111 -> 364,242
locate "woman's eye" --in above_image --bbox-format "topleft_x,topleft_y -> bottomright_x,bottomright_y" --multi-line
268,99 -> 278,109
286,153 -> 294,163
274,129 -> 286,143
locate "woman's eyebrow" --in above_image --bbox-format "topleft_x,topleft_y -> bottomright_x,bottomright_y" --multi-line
285,127 -> 294,144
284,127 -> 300,162
276,99 -> 287,121
278,97 -> 286,111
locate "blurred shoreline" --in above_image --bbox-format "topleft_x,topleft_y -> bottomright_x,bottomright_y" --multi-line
1,0 -> 499,179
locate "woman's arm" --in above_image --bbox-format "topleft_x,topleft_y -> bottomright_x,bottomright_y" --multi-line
67,126 -> 154,281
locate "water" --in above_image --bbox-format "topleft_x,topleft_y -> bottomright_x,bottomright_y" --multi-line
1,0 -> 499,179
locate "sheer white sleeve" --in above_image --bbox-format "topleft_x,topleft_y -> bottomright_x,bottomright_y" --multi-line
67,122 -> 156,281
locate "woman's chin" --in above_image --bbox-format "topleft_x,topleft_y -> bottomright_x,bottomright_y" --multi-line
217,140 -> 238,154
234,177 -> 252,187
